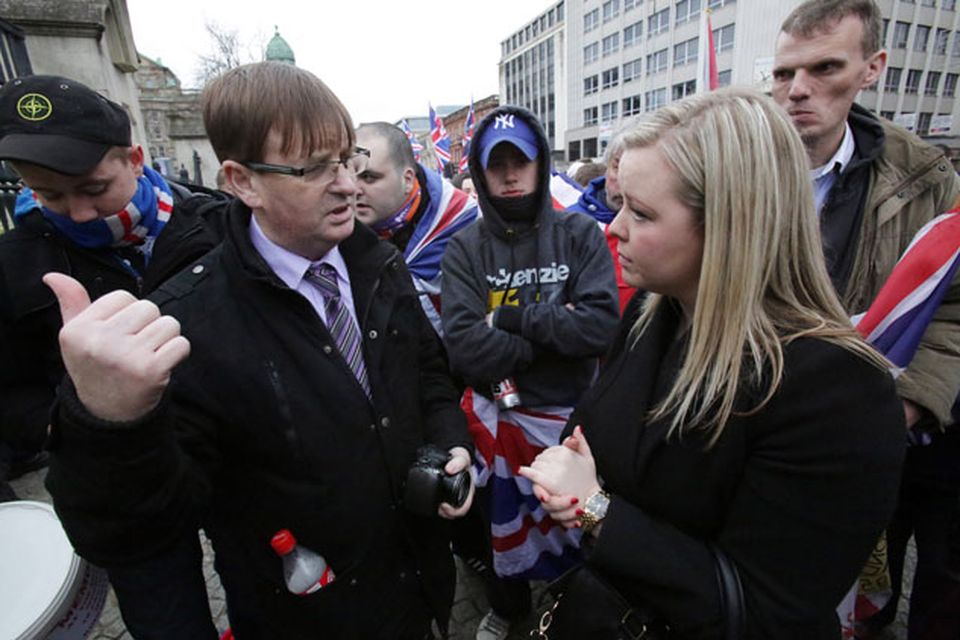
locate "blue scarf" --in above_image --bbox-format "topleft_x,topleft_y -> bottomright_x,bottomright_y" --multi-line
15,166 -> 173,259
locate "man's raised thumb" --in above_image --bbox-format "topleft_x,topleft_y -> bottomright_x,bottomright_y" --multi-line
43,272 -> 91,325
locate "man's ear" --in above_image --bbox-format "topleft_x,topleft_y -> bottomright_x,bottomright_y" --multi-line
128,146 -> 145,178
223,160 -> 262,209
862,49 -> 887,88
402,166 -> 417,196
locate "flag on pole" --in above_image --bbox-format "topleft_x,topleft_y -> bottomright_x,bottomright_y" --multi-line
400,119 -> 423,162
459,99 -> 476,172
429,103 -> 452,171
696,10 -> 720,93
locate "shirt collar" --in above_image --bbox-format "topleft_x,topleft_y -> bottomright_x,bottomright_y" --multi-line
810,122 -> 855,180
248,214 -> 347,288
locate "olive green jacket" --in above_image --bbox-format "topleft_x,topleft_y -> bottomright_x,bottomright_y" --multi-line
842,112 -> 960,427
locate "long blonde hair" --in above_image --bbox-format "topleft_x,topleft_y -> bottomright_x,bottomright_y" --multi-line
625,88 -> 887,446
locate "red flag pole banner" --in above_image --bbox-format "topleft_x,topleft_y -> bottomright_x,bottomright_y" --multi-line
696,9 -> 720,93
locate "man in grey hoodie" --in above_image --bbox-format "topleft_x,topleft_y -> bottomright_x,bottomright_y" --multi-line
441,106 -> 619,639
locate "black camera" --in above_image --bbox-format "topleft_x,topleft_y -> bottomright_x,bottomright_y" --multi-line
403,444 -> 472,517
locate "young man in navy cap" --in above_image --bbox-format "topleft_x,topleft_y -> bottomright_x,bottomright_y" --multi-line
0,75 -> 225,638
440,106 -> 619,639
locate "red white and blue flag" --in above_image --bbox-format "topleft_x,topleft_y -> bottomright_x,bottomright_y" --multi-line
549,169 -> 585,211
459,99 -> 475,172
854,210 -> 960,376
400,119 -> 423,162
404,167 -> 479,335
462,388 -> 582,580
429,103 -> 452,171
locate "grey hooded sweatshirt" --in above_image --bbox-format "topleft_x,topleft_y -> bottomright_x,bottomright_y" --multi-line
440,106 -> 619,407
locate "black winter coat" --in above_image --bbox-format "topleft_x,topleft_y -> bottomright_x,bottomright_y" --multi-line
0,185 -> 227,451
564,296 -> 905,639
46,201 -> 471,639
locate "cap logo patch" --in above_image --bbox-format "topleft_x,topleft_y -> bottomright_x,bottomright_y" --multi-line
493,114 -> 516,130
17,93 -> 52,122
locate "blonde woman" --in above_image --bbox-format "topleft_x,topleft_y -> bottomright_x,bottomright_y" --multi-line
519,89 -> 905,639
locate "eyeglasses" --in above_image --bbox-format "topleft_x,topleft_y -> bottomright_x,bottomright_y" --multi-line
242,147 -> 370,182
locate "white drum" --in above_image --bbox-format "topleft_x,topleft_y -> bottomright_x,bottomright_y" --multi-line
0,501 -> 108,639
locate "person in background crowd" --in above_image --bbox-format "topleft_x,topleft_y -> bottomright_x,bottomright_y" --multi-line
354,122 -> 478,336
43,62 -> 473,639
441,105 -> 619,640
522,88 -> 904,640
0,75 -> 227,638
572,161 -> 605,188
452,171 -> 476,199
773,2 -> 960,637
566,132 -> 636,313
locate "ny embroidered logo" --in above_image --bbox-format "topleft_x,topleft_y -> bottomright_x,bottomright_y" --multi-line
494,114 -> 516,130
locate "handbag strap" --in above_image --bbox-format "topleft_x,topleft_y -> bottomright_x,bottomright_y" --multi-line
710,544 -> 745,640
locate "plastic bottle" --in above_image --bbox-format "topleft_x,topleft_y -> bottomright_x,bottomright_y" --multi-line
270,529 -> 335,595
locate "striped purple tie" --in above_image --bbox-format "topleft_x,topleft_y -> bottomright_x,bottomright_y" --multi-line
306,264 -> 371,397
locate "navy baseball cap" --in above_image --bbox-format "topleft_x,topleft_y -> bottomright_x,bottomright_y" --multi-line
478,113 -> 539,169
0,75 -> 132,176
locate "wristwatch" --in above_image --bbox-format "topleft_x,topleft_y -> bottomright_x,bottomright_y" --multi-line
579,489 -> 610,533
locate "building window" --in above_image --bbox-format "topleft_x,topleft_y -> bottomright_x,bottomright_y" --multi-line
584,138 -> 598,158
880,111 -> 895,121
945,0 -> 957,10
918,112 -> 932,135
718,69 -> 732,86
646,48 -> 669,75
945,73 -> 958,96
624,21 -> 643,47
624,0 -> 641,10
584,9 -> 599,33
568,140 -> 581,162
674,37 -> 699,66
645,87 -> 667,111
648,8 -> 670,37
707,0 -> 735,8
921,0 -> 935,6
584,107 -> 599,126
885,67 -> 903,92
603,0 -> 620,22
672,79 -> 697,100
905,69 -> 923,94
893,22 -> 910,49
623,94 -> 643,116
584,75 -> 599,95
623,58 -> 643,82
676,0 -> 702,24
914,25 -> 931,52
601,101 -> 619,122
602,67 -> 620,89
584,42 -> 600,65
557,2 -> 564,20
602,33 -> 620,56
712,23 -> 735,53
954,32 -> 960,56
936,28 -> 950,55
882,19 -> 890,46
926,71 -> 941,95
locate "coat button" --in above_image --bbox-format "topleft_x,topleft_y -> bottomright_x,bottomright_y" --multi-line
349,578 -> 358,587
322,345 -> 333,355
399,571 -> 407,580
369,423 -> 376,431
368,329 -> 378,340
192,265 -> 204,274
380,416 -> 391,428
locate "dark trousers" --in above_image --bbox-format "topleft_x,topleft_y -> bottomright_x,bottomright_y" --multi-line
106,530 -> 219,640
871,436 -> 960,640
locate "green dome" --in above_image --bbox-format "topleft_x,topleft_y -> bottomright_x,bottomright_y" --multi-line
265,27 -> 295,65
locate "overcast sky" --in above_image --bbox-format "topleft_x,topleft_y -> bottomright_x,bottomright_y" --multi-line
127,0 -> 541,125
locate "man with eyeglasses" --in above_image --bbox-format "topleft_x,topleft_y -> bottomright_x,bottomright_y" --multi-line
355,122 -> 479,335
0,75 -> 227,638
42,62 -> 474,638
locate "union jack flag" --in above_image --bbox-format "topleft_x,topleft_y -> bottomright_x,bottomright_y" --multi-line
399,119 -> 423,162
459,100 -> 475,172
429,103 -> 451,171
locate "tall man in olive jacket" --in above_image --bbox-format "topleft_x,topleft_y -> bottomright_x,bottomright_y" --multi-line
43,62 -> 474,639
774,2 -> 960,637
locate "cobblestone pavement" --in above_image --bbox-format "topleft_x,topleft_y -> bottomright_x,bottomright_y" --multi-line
11,468 -> 910,640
